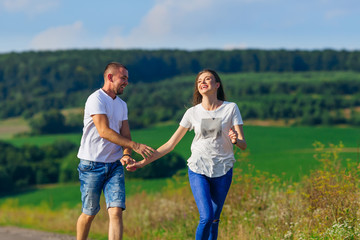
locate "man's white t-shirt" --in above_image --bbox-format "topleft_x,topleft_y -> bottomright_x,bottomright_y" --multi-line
179,101 -> 243,177
77,89 -> 128,163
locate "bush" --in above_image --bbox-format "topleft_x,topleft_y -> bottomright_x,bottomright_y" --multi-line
29,109 -> 66,134
0,140 -> 77,193
0,167 -> 12,193
302,142 -> 359,234
58,151 -> 79,183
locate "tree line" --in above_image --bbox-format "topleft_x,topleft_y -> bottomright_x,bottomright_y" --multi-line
0,138 -> 185,194
121,71 -> 360,128
0,140 -> 77,193
1,49 -> 360,120
14,71 -> 360,135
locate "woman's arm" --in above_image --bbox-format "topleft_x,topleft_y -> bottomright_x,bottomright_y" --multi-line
127,125 -> 189,170
229,124 -> 247,150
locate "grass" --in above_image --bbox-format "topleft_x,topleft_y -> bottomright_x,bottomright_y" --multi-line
0,178 -> 171,210
2,143 -> 359,239
4,124 -> 360,181
5,133 -> 82,147
1,124 -> 360,239
243,125 -> 360,181
0,117 -> 29,139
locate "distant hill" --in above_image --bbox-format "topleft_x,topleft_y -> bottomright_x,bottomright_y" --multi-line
0,49 -> 359,123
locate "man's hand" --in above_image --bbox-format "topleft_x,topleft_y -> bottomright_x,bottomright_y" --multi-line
133,143 -> 155,159
120,155 -> 135,166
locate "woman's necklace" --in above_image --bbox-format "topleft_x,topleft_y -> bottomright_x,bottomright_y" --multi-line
206,109 -> 217,120
204,105 -> 219,120
203,101 -> 222,120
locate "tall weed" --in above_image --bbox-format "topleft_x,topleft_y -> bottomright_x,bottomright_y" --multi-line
1,142 -> 360,239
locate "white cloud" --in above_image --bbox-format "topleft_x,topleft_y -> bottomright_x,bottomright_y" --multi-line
101,0 -> 273,49
101,0 -> 218,49
0,0 -> 60,15
30,21 -> 89,50
223,43 -> 248,50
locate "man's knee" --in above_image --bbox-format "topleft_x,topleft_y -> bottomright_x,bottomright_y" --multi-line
79,213 -> 96,224
108,207 -> 123,219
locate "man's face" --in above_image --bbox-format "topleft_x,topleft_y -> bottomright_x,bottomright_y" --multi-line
112,67 -> 129,95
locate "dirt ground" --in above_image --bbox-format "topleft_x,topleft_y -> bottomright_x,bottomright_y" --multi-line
0,226 -> 75,240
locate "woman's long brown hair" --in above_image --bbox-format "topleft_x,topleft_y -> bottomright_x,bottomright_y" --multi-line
192,69 -> 226,106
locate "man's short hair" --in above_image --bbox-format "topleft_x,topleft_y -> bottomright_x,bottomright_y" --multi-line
103,62 -> 127,79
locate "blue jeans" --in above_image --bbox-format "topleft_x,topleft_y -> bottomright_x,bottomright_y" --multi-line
78,159 -> 126,216
188,168 -> 233,240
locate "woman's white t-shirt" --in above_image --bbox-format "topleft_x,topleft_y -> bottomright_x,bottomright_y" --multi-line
180,101 -> 243,177
77,89 -> 128,163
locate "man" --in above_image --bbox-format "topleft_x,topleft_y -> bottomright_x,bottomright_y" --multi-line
76,62 -> 154,240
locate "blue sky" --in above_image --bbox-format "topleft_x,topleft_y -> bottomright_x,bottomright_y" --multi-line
0,0 -> 359,53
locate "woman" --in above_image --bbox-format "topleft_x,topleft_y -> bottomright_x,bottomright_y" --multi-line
127,69 -> 246,240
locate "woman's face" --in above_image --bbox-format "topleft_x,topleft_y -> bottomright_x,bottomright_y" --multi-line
197,72 -> 219,95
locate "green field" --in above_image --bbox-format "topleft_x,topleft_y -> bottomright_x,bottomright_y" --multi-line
133,124 -> 360,181
5,124 -> 360,181
245,125 -> 360,178
2,124 -> 360,239
0,178 -> 172,209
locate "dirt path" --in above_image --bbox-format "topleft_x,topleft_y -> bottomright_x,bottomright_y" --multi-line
0,226 -> 75,240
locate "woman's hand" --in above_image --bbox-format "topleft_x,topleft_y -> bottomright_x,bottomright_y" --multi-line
228,128 -> 238,144
126,160 -> 145,172
133,143 -> 155,160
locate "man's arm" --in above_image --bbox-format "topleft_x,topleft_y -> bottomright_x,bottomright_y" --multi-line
120,120 -> 132,155
92,114 -> 154,159
119,120 -> 134,165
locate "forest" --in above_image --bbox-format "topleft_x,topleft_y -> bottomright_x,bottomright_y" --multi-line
0,48 -> 360,123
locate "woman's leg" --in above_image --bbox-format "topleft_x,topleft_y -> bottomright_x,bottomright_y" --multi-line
188,169 -> 214,240
209,168 -> 233,240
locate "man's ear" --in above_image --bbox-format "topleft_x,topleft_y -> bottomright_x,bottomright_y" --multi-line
107,73 -> 113,82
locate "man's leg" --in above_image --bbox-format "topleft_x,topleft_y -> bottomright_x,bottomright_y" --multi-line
108,207 -> 123,240
104,161 -> 126,240
77,160 -> 104,240
77,213 -> 96,240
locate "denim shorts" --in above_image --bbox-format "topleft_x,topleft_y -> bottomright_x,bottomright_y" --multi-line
78,159 -> 126,216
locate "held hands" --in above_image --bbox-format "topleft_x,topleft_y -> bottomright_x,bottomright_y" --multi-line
120,154 -> 135,166
120,154 -> 145,172
126,159 -> 145,172
125,142 -> 154,172
228,128 -> 238,144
